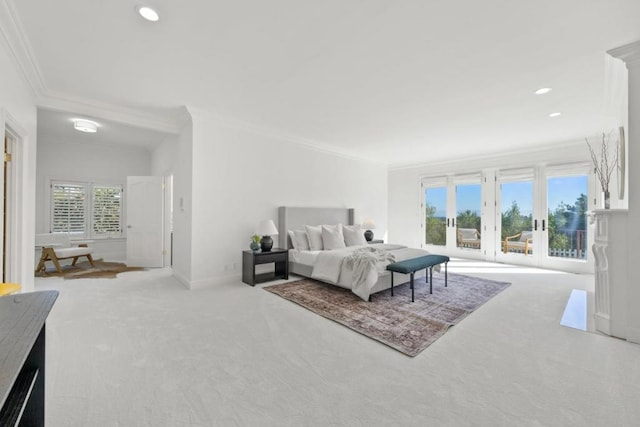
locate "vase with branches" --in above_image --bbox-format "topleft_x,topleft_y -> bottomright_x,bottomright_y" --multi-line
585,131 -> 618,209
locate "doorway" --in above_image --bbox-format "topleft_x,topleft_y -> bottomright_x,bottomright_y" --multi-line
2,121 -> 21,284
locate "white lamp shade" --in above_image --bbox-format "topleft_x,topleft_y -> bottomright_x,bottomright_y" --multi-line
256,219 -> 278,236
362,219 -> 376,230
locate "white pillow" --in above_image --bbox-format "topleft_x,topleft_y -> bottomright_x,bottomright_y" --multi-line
292,229 -> 310,251
288,230 -> 297,249
304,225 -> 324,251
322,224 -> 346,250
343,224 -> 367,246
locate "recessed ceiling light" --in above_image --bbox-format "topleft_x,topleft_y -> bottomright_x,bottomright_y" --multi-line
137,6 -> 159,22
73,119 -> 99,133
549,112 -> 561,118
535,87 -> 552,95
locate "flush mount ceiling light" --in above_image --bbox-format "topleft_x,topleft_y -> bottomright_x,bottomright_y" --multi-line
549,112 -> 561,118
73,119 -> 99,133
535,87 -> 552,95
137,5 -> 159,21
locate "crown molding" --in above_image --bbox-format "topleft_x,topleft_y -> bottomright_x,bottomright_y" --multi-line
186,106 -> 386,166
607,40 -> 640,67
38,91 -> 184,135
0,0 -> 46,96
388,138 -> 588,172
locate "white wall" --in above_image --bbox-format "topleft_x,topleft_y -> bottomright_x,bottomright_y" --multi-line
36,137 -> 151,261
185,108 -> 387,288
0,34 -> 38,292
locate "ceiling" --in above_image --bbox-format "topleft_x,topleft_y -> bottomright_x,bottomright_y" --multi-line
10,0 -> 640,166
37,109 -> 172,151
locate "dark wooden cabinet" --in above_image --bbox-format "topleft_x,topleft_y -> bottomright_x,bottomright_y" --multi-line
242,248 -> 289,286
0,291 -> 58,427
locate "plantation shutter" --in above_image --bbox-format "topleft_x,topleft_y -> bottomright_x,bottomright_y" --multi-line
51,183 -> 86,234
92,185 -> 123,236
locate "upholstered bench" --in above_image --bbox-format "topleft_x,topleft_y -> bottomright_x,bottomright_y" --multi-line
386,254 -> 450,302
35,234 -> 95,274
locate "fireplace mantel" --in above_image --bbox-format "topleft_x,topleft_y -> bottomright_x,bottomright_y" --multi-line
590,209 -> 629,339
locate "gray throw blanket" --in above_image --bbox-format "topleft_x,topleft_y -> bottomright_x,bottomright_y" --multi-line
345,247 -> 396,300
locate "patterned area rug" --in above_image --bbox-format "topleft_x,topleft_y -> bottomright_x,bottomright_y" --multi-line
264,274 -> 510,357
35,260 -> 144,280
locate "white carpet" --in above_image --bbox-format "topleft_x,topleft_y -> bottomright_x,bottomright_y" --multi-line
35,259 -> 640,426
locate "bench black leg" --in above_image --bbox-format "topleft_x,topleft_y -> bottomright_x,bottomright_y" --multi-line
410,272 -> 415,302
391,272 -> 394,296
445,262 -> 448,287
429,267 -> 433,294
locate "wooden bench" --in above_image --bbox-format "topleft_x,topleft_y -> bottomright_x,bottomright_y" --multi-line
35,234 -> 95,274
386,254 -> 450,302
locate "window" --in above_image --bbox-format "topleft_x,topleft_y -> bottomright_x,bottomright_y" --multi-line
92,185 -> 123,236
51,183 -> 86,234
50,181 -> 123,237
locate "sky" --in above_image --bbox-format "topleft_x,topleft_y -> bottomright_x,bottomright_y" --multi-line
425,176 -> 588,218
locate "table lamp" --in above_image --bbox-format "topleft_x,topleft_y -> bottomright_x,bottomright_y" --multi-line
362,218 -> 376,242
256,219 -> 279,252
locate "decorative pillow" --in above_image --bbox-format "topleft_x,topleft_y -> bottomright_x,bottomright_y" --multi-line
343,224 -> 367,246
292,229 -> 310,251
287,230 -> 297,249
322,224 -> 346,250
304,225 -> 324,251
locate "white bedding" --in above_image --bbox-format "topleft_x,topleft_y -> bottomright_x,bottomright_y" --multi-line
292,243 -> 430,301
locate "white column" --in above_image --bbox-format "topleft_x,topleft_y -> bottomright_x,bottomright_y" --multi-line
608,41 -> 640,343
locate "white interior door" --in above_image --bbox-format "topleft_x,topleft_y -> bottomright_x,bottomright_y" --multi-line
126,176 -> 164,267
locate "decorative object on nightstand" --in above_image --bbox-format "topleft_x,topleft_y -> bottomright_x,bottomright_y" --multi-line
249,234 -> 261,251
242,248 -> 289,286
362,218 -> 376,242
256,219 -> 279,252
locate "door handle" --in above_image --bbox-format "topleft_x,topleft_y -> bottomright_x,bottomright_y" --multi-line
452,218 -> 455,228
534,219 -> 538,231
542,220 -> 546,231
446,218 -> 449,227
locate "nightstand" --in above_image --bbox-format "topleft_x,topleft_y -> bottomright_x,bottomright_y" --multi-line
368,239 -> 384,244
242,248 -> 289,286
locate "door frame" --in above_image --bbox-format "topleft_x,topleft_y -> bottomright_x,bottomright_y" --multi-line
494,167 -> 540,267
539,162 -> 595,273
1,109 -> 25,285
421,173 -> 486,260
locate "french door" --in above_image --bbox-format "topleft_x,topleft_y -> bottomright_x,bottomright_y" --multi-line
540,164 -> 593,272
494,165 -> 593,272
495,168 -> 537,265
423,174 -> 484,258
422,164 -> 593,273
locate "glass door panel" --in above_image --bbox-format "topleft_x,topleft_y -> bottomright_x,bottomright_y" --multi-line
500,181 -> 534,257
424,186 -> 447,246
545,174 -> 590,270
455,183 -> 482,251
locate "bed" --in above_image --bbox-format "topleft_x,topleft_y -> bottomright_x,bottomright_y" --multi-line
278,206 -> 429,300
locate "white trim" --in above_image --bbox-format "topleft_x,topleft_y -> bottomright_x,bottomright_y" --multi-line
0,108 -> 27,286
0,0 -> 46,96
608,40 -> 640,67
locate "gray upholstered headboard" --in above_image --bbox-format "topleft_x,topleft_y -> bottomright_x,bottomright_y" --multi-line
278,207 -> 355,249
